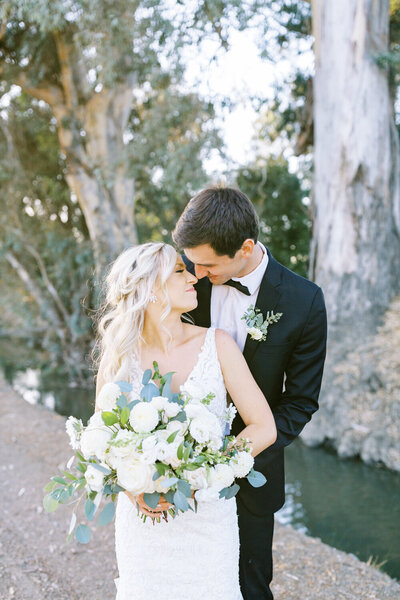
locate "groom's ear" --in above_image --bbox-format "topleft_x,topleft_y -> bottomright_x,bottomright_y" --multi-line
241,239 -> 256,257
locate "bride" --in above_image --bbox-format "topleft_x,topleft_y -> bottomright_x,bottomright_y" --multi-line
94,242 -> 277,600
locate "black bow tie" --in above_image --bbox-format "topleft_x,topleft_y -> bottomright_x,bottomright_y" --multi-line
223,279 -> 251,296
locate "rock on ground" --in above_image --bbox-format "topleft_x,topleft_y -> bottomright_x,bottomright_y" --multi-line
1,378 -> 399,600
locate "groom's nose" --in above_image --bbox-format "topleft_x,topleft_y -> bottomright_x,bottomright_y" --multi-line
194,264 -> 208,279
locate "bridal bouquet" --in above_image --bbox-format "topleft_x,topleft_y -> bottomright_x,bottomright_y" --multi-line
43,363 -> 266,544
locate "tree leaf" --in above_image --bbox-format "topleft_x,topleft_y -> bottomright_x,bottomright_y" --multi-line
160,477 -> 179,487
43,480 -> 57,493
141,381 -> 160,402
52,476 -> 67,485
75,524 -> 91,544
177,441 -> 184,460
97,501 -> 116,526
117,395 -> 127,410
89,462 -> 111,475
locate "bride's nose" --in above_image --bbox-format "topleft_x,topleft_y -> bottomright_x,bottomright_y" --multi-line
187,271 -> 198,284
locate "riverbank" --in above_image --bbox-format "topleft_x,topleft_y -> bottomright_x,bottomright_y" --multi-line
1,378 -> 399,600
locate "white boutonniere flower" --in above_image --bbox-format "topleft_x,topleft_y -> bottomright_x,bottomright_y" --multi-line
242,304 -> 283,342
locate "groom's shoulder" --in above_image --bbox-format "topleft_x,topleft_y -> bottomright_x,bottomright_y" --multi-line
271,255 -> 322,300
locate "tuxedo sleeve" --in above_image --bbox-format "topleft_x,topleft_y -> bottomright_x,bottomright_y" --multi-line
267,286 -> 327,451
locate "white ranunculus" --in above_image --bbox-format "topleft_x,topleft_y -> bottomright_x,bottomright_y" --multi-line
182,466 -> 207,490
65,416 -> 83,450
194,486 -> 220,502
96,382 -> 122,411
150,396 -> 169,411
84,464 -> 104,492
116,459 -> 155,494
247,326 -> 263,341
231,451 -> 254,478
129,402 -> 159,433
208,463 -> 235,492
80,413 -> 113,461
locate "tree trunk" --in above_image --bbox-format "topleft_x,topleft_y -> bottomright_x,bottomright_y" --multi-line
310,0 -> 400,337
19,32 -> 137,273
303,0 -> 400,463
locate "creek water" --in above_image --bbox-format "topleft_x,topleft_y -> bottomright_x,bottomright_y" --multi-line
6,367 -> 400,581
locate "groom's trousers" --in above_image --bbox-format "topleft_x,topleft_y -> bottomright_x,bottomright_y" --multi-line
237,495 -> 275,600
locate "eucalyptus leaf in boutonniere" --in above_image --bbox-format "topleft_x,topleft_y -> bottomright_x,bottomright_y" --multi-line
242,304 -> 283,342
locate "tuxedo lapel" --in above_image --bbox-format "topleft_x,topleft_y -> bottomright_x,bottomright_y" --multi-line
243,250 -> 283,363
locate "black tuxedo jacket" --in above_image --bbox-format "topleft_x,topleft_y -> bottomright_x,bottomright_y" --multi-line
184,249 -> 327,515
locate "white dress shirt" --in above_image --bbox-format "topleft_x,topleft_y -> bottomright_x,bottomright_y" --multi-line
210,243 -> 269,351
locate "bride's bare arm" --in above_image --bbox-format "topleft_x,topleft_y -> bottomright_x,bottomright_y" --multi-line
215,329 -> 277,457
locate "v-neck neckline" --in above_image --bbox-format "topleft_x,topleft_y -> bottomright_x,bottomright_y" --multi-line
133,327 -> 212,394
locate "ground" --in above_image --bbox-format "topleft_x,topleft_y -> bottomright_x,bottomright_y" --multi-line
1,378 -> 399,600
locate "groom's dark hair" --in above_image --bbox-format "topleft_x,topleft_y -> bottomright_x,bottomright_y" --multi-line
172,186 -> 259,258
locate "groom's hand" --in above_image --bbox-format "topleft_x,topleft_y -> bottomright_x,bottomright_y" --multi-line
126,491 -> 173,517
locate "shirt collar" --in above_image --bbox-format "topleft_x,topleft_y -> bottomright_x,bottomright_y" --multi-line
231,242 -> 268,295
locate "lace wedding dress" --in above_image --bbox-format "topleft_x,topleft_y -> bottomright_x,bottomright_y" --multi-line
114,327 -> 243,600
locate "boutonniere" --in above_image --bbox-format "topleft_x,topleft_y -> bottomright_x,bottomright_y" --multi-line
242,304 -> 283,342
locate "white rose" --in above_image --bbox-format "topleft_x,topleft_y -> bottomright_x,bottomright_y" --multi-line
208,463 -> 235,491
155,438 -> 183,468
84,464 -> 104,492
129,402 -> 159,433
150,396 -> 169,411
116,459 -> 155,494
194,486 -> 220,502
247,326 -> 263,341
65,416 -> 83,450
106,430 -> 138,468
231,451 -> 254,478
96,382 -> 122,411
80,413 -> 113,461
185,402 -> 208,419
166,420 -> 188,437
189,417 -> 213,444
164,402 -> 181,419
182,466 -> 207,490
140,435 -> 158,464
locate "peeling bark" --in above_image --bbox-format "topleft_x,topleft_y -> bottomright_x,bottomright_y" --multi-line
310,0 -> 400,336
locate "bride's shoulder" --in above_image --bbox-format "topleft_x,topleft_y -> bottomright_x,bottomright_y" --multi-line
214,328 -> 239,353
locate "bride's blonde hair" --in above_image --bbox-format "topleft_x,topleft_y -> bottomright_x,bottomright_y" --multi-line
93,242 -> 177,384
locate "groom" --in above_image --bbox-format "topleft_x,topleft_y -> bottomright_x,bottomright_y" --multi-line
173,186 -> 327,599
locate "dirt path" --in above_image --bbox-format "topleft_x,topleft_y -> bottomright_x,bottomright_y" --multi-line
1,378 -> 399,600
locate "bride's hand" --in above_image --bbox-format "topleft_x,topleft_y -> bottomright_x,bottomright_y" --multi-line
125,491 -> 173,517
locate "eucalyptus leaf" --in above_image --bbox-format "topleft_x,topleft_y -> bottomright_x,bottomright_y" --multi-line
142,369 -> 152,385
75,524 -> 91,544
247,469 -> 267,488
85,498 -> 97,521
52,476 -> 67,485
141,381 -> 160,403
160,477 -> 179,487
43,480 -> 57,493
116,381 -> 133,393
177,479 -> 191,498
117,395 -> 127,410
68,512 -> 77,535
89,463 -> 111,475
173,489 -> 189,512
43,493 -> 59,513
97,501 -> 116,526
143,492 -> 160,510
219,483 -> 240,499
162,381 -> 173,401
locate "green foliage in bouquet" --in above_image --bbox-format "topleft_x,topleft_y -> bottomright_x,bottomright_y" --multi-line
44,363 -> 266,544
